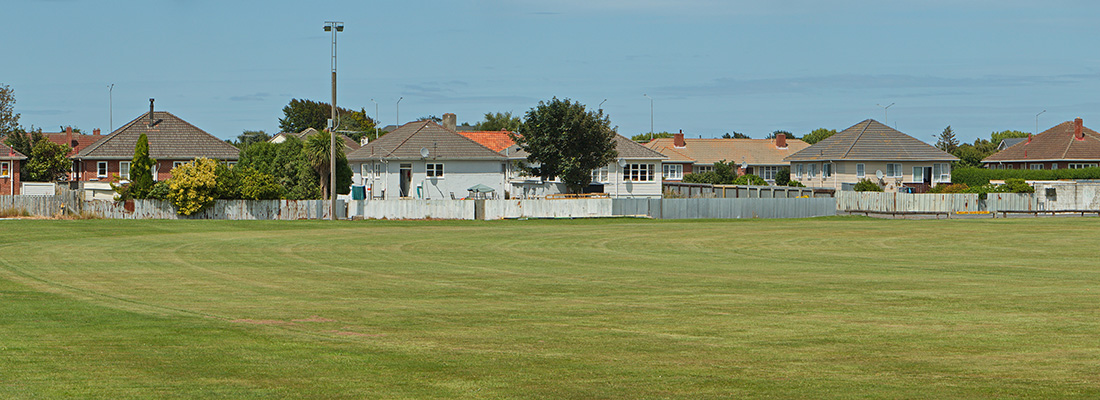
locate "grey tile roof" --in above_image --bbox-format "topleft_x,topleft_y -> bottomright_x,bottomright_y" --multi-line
75,111 -> 239,160
347,120 -> 505,161
785,119 -> 958,162
501,133 -> 667,160
998,137 -> 1027,150
1,143 -> 27,160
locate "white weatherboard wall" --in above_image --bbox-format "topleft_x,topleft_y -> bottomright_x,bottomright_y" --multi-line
508,159 -> 663,198
484,199 -> 613,219
353,160 -> 507,200
20,182 -> 56,196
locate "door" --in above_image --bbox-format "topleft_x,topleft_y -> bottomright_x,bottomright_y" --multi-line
399,163 -> 412,197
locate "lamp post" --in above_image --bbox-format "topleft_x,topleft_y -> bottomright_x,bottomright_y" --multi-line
324,20 -> 344,221
1035,110 -> 1046,135
643,94 -> 653,134
370,99 -> 379,140
108,84 -> 114,132
598,99 -> 607,113
396,96 -> 403,128
877,102 -> 894,124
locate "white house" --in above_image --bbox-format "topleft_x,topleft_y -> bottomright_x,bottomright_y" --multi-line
499,135 -> 667,198
346,120 -> 509,199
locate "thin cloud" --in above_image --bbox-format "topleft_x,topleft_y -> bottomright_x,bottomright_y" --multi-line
229,92 -> 271,102
653,73 -> 1100,97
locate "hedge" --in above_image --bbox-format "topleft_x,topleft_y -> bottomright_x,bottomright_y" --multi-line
951,167 -> 1100,186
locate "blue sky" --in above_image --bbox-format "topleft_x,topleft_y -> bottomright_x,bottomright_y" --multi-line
3,0 -> 1099,143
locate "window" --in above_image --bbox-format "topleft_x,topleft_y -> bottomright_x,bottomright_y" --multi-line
1030,163 -> 1044,170
426,163 -> 444,178
1051,164 -> 1059,170
886,163 -> 902,178
796,163 -> 804,179
935,163 -> 951,182
856,163 -> 865,178
0,161 -> 8,178
97,162 -> 108,179
808,163 -> 817,179
662,164 -> 683,180
361,164 -> 371,184
695,165 -> 714,174
173,161 -> 187,169
624,163 -> 655,182
120,161 -> 131,180
1069,163 -> 1098,169
913,166 -> 924,182
591,166 -> 609,182
822,163 -> 832,178
761,166 -> 780,181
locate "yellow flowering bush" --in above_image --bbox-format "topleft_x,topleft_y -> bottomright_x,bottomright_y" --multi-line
167,158 -> 219,215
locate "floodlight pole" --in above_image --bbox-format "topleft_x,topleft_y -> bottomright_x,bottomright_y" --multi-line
108,84 -> 114,132
396,97 -> 403,128
643,94 -> 653,134
877,102 -> 894,124
324,21 -> 344,220
1035,110 -> 1046,135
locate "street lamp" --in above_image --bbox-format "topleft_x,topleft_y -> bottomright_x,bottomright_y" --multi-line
324,20 -> 344,221
1035,110 -> 1046,135
598,99 -> 607,113
370,99 -> 379,140
396,96 -> 403,128
108,84 -> 114,132
877,102 -> 894,124
643,94 -> 653,134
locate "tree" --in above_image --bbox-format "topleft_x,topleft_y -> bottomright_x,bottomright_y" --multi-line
130,133 -> 156,198
337,108 -> 378,142
854,178 -> 883,192
278,99 -> 377,141
991,130 -> 1029,146
2,129 -> 43,157
951,144 -> 985,168
416,115 -> 442,123
475,111 -> 522,132
631,132 -> 674,142
513,98 -> 618,194
936,126 -> 959,153
722,132 -> 751,139
802,128 -> 837,144
681,160 -> 739,184
766,130 -> 796,139
304,131 -> 352,199
0,83 -> 20,138
235,130 -> 271,147
167,158 -> 219,215
24,140 -> 71,181
775,167 -> 791,186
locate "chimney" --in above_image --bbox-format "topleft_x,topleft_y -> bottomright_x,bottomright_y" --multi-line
1075,117 -> 1084,140
775,133 -> 787,148
442,113 -> 457,131
66,127 -> 73,147
148,98 -> 155,127
93,128 -> 101,136
673,130 -> 685,147
1026,133 -> 1031,144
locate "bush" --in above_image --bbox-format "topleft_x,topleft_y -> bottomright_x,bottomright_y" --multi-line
930,183 -> 970,194
238,168 -> 283,200
148,181 -> 171,200
787,180 -> 805,187
733,174 -> 767,186
999,178 -> 1035,193
167,158 -> 218,215
854,178 -> 883,192
775,168 -> 791,186
952,166 -> 1100,186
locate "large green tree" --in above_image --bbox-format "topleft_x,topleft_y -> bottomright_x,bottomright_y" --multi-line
2,129 -> 42,156
304,131 -> 352,199
475,111 -> 522,132
936,126 -> 959,153
802,128 -> 837,144
24,140 -> 71,181
0,83 -> 20,138
235,130 -> 271,147
513,98 -> 618,194
130,133 -> 156,198
278,99 -> 378,142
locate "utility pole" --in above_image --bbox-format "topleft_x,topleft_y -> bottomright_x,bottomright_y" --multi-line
108,84 -> 114,132
1035,110 -> 1046,135
324,21 -> 344,221
371,98 -> 379,140
396,97 -> 403,129
877,103 -> 894,124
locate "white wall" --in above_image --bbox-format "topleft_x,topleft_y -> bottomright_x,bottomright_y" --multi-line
352,160 -> 508,200
508,159 -> 663,198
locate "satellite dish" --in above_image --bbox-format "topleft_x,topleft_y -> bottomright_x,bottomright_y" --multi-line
740,163 -> 748,170
420,147 -> 430,158
875,170 -> 884,179
617,158 -> 627,167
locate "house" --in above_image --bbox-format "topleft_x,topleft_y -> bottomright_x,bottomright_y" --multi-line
42,127 -> 106,180
643,132 -> 810,182
1,143 -> 27,195
72,100 -> 240,184
982,118 -> 1100,170
500,134 -> 667,199
346,119 -> 509,199
457,130 -> 515,152
785,119 -> 958,192
269,127 -> 362,152
997,137 -> 1027,151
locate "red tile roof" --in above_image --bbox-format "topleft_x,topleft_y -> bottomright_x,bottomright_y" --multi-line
457,131 -> 516,152
42,132 -> 106,157
983,119 -> 1100,162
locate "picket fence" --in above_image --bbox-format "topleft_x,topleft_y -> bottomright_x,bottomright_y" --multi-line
836,192 -> 1040,215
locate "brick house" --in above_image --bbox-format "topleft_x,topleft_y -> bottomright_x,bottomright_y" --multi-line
1,142 -> 27,195
982,118 -> 1100,170
41,126 -> 106,180
72,101 -> 239,183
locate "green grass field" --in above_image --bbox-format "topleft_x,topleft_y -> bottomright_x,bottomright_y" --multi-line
1,217 -> 1099,399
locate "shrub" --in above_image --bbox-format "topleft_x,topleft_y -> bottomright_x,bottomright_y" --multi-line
998,178 -> 1035,193
167,158 -> 218,215
930,183 -> 970,194
854,178 -> 883,192
787,180 -> 805,187
148,181 -> 171,200
952,166 -> 1100,186
238,168 -> 283,200
130,133 -> 157,198
733,174 -> 767,186
775,168 -> 791,186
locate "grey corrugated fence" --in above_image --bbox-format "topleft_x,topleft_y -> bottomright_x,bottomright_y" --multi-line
613,197 -> 837,219
663,182 -> 831,199
85,199 -> 340,220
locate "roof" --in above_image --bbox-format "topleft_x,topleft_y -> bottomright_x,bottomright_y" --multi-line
42,132 -> 106,157
347,120 -> 506,161
998,137 -> 1027,150
75,111 -> 240,160
1,143 -> 27,160
503,133 -> 667,160
457,131 -> 516,152
983,120 -> 1100,162
644,137 -> 810,165
785,119 -> 958,162
271,128 -> 361,151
